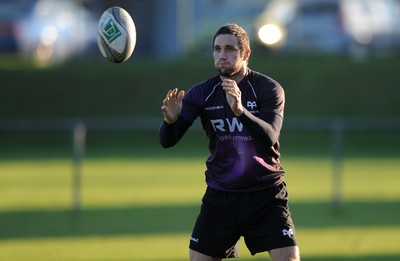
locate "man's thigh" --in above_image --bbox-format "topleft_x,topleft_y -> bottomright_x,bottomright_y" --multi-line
190,249 -> 222,261
269,246 -> 300,261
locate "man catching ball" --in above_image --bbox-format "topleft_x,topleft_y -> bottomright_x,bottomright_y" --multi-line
160,23 -> 300,261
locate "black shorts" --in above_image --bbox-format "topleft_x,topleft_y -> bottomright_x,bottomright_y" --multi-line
189,182 -> 297,258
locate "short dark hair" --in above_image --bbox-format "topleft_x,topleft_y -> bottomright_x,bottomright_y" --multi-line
212,23 -> 250,55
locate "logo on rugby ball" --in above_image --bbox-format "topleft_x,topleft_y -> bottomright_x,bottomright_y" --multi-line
102,19 -> 122,43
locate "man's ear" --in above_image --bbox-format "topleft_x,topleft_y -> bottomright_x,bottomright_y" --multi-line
243,49 -> 251,61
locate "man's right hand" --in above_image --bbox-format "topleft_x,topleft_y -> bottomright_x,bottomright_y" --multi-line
161,88 -> 185,124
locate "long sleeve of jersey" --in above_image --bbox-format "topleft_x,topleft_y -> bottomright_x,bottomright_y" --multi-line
238,110 -> 283,147
159,115 -> 192,148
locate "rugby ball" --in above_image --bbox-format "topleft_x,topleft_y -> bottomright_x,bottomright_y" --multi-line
97,6 -> 136,63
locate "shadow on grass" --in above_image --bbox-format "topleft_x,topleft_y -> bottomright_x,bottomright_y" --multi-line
301,256 -> 400,261
0,201 -> 399,240
105,255 -> 400,261
0,204 -> 198,239
239,256 -> 400,261
291,200 -> 400,228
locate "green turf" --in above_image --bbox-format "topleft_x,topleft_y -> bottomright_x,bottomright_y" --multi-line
0,155 -> 399,260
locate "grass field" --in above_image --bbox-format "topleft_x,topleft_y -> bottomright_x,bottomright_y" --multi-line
0,130 -> 400,261
1,51 -> 400,260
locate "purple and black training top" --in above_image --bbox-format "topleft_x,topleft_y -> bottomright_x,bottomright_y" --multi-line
160,69 -> 286,192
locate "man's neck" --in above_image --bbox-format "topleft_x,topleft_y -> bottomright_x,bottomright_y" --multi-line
221,65 -> 248,83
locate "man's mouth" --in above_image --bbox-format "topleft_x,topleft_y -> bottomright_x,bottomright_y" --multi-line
218,62 -> 229,66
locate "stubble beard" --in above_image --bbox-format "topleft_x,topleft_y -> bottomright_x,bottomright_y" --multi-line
217,65 -> 241,78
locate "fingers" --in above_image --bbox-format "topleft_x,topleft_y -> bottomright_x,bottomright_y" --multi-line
162,97 -> 169,107
162,89 -> 184,109
164,88 -> 178,102
164,88 -> 184,102
221,79 -> 238,91
221,79 -> 235,86
222,80 -> 240,98
167,88 -> 178,98
177,90 -> 185,102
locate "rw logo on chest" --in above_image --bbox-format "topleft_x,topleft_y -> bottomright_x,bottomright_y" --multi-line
210,118 -> 243,133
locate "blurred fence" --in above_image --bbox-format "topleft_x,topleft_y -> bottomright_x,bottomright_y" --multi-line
1,117 -> 400,211
2,116 -> 400,131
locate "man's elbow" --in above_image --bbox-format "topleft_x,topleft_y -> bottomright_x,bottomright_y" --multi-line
160,139 -> 175,148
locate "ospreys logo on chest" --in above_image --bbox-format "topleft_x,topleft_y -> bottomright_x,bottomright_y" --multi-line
246,100 -> 259,113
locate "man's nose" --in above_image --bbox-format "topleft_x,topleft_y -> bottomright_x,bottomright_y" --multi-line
219,50 -> 227,59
